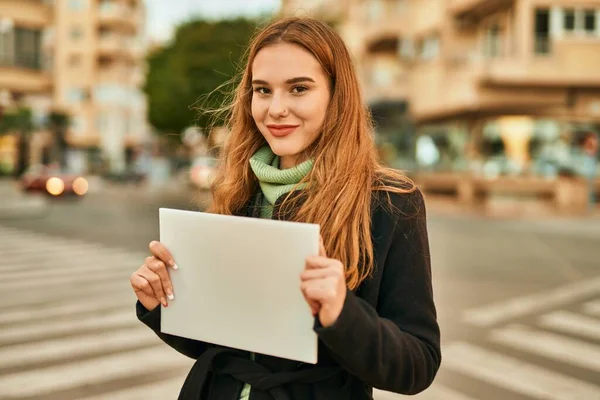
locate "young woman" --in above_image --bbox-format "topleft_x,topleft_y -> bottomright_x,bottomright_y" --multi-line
130,16 -> 441,400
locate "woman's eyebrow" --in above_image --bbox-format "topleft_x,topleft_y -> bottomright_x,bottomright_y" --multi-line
285,77 -> 315,84
251,77 -> 316,85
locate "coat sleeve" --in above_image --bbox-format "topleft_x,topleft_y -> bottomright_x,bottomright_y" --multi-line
313,189 -> 441,395
136,301 -> 209,360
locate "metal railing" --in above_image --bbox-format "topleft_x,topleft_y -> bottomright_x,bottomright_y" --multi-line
534,34 -> 552,55
0,52 -> 45,70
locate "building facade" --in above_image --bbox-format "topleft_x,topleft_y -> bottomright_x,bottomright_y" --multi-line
282,0 -> 600,213
0,0 -> 148,174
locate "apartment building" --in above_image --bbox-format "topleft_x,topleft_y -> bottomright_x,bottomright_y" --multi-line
0,0 -> 148,173
282,0 -> 600,213
282,0 -> 600,174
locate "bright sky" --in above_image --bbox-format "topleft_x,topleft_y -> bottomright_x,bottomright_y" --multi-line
146,0 -> 282,43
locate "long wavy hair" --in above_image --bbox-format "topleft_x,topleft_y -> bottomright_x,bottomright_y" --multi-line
208,17 -> 415,290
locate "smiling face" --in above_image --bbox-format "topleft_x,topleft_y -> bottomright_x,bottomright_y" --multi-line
251,43 -> 331,170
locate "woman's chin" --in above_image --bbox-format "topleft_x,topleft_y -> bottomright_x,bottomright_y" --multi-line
268,142 -> 300,158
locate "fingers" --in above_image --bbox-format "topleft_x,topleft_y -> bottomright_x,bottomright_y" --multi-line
149,241 -> 178,269
130,273 -> 155,298
147,256 -> 174,300
301,278 -> 338,303
300,287 -> 321,316
319,235 -> 327,257
130,241 -> 179,310
305,255 -> 343,271
138,267 -> 168,307
300,267 -> 336,281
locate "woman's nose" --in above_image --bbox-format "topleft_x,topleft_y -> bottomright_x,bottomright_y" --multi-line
268,94 -> 288,118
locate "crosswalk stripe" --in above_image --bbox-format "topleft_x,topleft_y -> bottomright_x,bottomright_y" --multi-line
0,239 -> 112,250
0,240 -> 142,262
1,280 -> 133,309
0,309 -> 137,345
1,261 -> 135,283
0,250 -> 141,273
0,233 -> 45,241
443,342 -> 600,399
0,346 -> 192,397
0,269 -> 130,292
462,276 -> 600,327
374,384 -> 479,400
0,326 -> 158,370
490,324 -> 600,372
0,242 -> 113,255
583,300 -> 600,317
0,295 -> 135,325
538,310 -> 600,341
78,377 -> 185,400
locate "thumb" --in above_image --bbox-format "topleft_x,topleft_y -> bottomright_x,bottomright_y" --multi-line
319,235 -> 327,257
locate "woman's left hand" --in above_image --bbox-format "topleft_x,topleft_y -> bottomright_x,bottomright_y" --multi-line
300,237 -> 347,328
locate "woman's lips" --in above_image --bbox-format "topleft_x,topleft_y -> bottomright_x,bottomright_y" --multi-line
267,125 -> 299,137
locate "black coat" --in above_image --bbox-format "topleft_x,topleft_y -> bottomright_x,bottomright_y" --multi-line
136,187 -> 441,399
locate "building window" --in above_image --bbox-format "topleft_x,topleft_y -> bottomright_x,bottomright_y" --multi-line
419,36 -> 440,61
99,0 -> 113,12
67,88 -> 86,104
14,28 -> 42,69
68,0 -> 85,10
71,115 -> 86,135
483,24 -> 502,57
0,27 -> 12,66
584,9 -> 596,34
96,112 -> 109,135
564,9 -> 576,31
534,9 -> 551,55
368,0 -> 383,22
372,68 -> 392,87
399,38 -> 415,60
70,26 -> 83,40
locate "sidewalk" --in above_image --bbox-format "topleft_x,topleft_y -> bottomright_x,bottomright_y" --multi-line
0,179 -> 49,219
425,194 -> 600,240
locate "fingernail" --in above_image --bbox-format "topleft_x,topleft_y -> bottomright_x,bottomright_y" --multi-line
167,293 -> 174,300
172,263 -> 179,270
162,298 -> 167,307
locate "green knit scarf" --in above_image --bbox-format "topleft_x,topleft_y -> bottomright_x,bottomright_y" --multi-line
249,145 -> 313,218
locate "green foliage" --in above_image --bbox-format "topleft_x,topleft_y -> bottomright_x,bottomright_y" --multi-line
144,18 -> 258,142
0,107 -> 33,135
48,111 -> 69,132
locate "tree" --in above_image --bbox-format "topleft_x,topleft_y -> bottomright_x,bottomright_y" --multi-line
0,107 -> 34,177
47,111 -> 70,169
144,18 -> 258,144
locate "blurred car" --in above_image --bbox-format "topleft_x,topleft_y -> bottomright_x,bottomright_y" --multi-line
21,164 -> 89,198
189,156 -> 216,189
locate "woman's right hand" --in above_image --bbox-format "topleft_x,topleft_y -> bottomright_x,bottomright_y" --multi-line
130,241 -> 178,311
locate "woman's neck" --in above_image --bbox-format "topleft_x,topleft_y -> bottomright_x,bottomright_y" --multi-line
280,155 -> 301,170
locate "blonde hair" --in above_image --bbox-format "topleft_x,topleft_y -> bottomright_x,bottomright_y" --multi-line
208,17 -> 414,290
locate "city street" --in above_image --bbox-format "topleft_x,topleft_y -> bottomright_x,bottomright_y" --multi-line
0,183 -> 599,399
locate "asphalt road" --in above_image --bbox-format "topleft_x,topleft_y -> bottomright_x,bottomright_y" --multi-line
1,185 -> 599,399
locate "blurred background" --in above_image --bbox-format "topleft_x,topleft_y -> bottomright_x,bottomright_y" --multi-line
0,0 -> 599,399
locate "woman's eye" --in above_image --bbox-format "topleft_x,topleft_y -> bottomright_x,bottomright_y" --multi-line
291,85 -> 308,94
253,87 -> 270,95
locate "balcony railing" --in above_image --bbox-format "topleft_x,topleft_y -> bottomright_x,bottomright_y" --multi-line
0,52 -> 46,70
98,34 -> 145,60
450,0 -> 514,20
98,3 -> 138,31
534,35 -> 552,55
